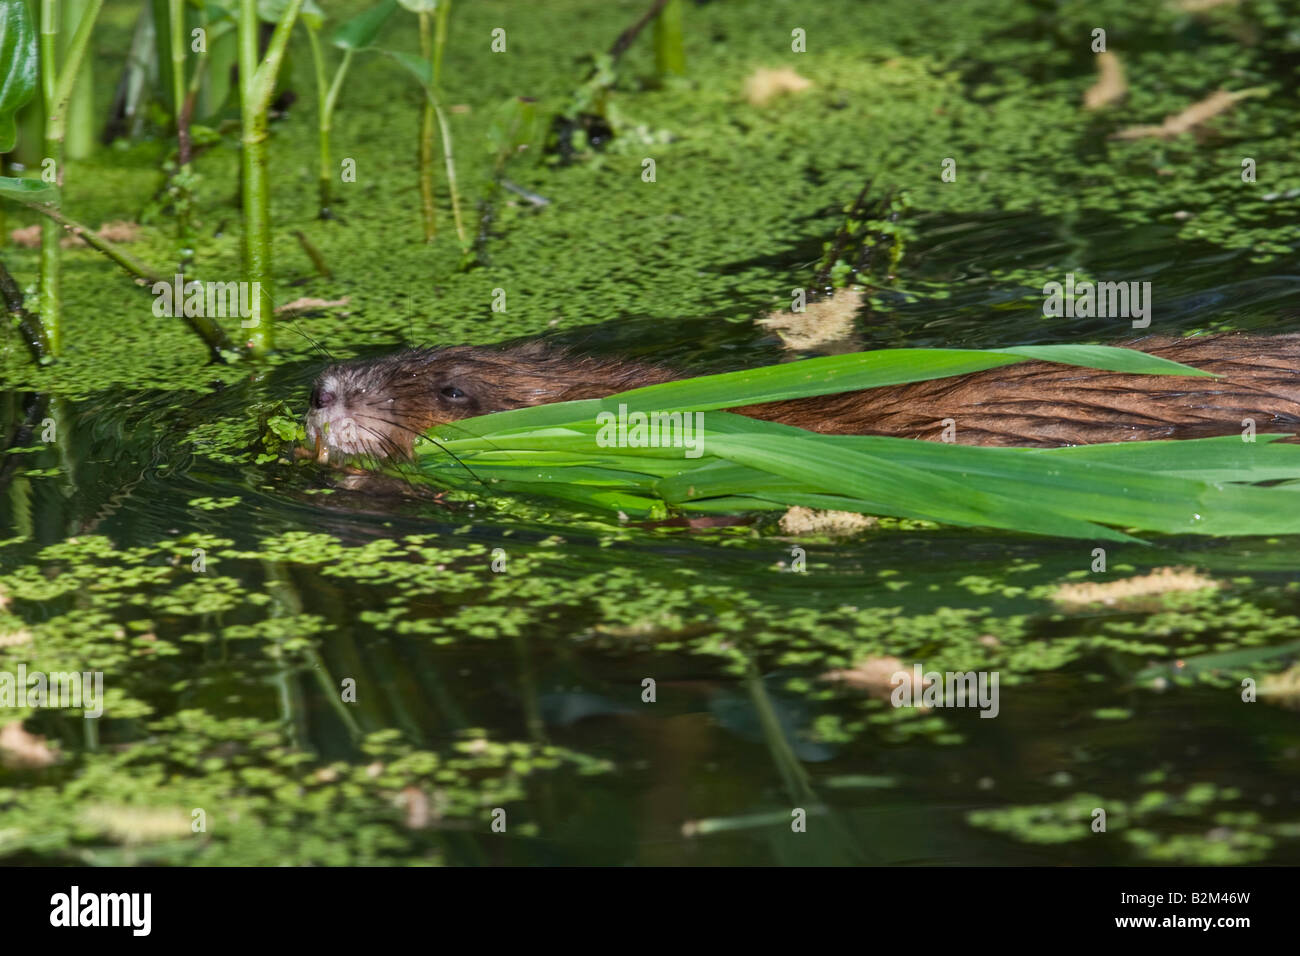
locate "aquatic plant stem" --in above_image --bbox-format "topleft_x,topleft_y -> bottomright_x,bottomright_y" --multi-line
24,201 -> 165,285
293,229 -> 332,278
306,27 -> 352,218
238,0 -> 303,356
433,0 -> 449,85
432,2 -> 462,245
36,0 -> 102,356
652,0 -> 685,77
167,0 -> 185,131
743,667 -> 816,806
417,11 -> 436,241
38,0 -> 61,355
609,0 -> 669,60
168,0 -> 196,271
414,1 -> 456,244
238,0 -> 271,354
20,198 -> 235,360
60,0 -> 95,159
430,96 -> 466,246
306,26 -> 328,211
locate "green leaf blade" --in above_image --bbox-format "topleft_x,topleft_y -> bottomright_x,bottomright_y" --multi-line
331,0 -> 398,50
0,0 -> 38,153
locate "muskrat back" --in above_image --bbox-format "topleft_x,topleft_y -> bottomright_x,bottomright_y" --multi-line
304,334 -> 1300,459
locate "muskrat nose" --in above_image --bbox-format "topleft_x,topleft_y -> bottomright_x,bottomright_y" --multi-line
310,387 -> 336,410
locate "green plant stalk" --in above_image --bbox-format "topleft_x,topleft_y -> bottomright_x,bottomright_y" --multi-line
238,0 -> 271,353
306,26 -> 354,216
35,0 -> 102,355
321,49 -> 350,181
167,0 -> 184,128
19,194 -> 234,357
432,0 -> 450,86
416,11 -> 436,241
60,0 -> 94,159
23,198 -> 166,283
238,0 -> 303,356
185,29 -> 210,105
653,0 -> 685,77
429,94 -> 465,245
175,43 -> 212,268
38,0 -> 60,354
293,228 -> 331,277
167,0 -> 195,270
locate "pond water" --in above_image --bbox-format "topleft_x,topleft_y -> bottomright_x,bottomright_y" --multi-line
2,0 -> 1300,865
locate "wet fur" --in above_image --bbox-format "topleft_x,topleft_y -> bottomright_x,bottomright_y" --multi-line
305,334 -> 1300,459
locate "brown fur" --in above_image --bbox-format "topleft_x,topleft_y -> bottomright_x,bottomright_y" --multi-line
304,334 -> 1300,459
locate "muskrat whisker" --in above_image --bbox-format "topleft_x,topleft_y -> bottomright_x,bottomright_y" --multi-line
352,419 -> 479,489
403,417 -> 522,474
352,422 -> 418,471
361,414 -> 436,441
419,435 -> 486,487
357,413 -> 488,486
283,320 -> 335,362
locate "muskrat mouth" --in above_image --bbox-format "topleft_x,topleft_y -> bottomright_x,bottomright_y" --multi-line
303,407 -> 419,464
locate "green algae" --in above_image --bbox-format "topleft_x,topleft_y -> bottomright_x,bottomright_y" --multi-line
968,783 -> 1287,864
6,0 -> 1300,395
0,714 -> 611,865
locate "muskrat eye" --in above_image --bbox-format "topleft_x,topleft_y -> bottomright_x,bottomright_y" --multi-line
440,386 -> 467,400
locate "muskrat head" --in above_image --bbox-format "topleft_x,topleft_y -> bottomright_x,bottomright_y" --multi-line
304,348 -> 494,461
305,343 -> 676,462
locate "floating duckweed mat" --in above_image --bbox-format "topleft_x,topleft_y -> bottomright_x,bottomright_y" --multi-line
410,345 -> 1300,540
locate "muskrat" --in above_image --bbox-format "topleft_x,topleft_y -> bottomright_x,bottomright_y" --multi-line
304,334 -> 1300,459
